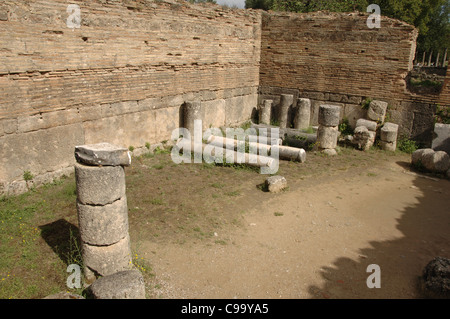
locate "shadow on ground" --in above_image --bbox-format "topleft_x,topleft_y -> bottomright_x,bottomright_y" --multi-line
39,219 -> 81,266
307,162 -> 450,299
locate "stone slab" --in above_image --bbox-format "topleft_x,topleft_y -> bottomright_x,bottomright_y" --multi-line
75,143 -> 131,167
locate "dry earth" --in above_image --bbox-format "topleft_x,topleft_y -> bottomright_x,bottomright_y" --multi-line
126,150 -> 450,299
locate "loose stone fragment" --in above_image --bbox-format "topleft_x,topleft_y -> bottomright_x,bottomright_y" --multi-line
367,100 -> 388,123
352,126 -> 376,151
265,175 -> 287,193
420,257 -> 450,299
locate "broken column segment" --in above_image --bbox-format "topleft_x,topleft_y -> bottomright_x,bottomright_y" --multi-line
317,104 -> 341,155
184,100 -> 202,135
279,94 -> 294,129
367,100 -> 388,124
379,122 -> 399,151
259,99 -> 272,125
352,126 -> 376,151
74,143 -> 133,284
293,98 -> 311,130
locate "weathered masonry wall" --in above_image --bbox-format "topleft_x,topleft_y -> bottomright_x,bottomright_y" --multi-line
0,0 -> 262,194
259,11 -> 441,145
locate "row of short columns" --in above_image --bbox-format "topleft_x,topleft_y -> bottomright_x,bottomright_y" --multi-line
258,94 -> 311,131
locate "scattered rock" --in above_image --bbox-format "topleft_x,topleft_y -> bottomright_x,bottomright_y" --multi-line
411,148 -> 434,166
265,175 -> 287,193
420,257 -> 450,299
87,269 -> 146,299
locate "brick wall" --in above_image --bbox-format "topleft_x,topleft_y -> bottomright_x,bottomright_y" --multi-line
439,66 -> 450,107
259,11 -> 441,145
0,0 -> 262,193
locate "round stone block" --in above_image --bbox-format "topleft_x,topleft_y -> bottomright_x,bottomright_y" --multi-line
271,145 -> 306,163
317,125 -> 339,149
411,148 -> 434,166
88,269 -> 146,299
380,122 -> 399,143
293,98 -> 311,130
184,100 -> 201,133
379,140 -> 397,152
75,163 -> 126,205
279,94 -> 294,129
77,196 -> 129,246
82,235 -> 132,279
318,104 -> 341,127
422,150 -> 450,173
259,100 -> 272,125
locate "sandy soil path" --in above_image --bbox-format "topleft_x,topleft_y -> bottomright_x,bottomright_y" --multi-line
138,157 -> 450,299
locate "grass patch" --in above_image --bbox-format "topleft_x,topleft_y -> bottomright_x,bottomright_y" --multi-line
274,212 -> 284,217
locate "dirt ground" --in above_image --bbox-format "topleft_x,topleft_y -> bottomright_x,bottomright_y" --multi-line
125,148 -> 450,299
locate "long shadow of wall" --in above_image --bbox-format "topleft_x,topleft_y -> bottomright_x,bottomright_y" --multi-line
307,163 -> 450,299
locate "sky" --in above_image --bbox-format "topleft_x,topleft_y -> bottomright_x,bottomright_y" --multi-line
216,0 -> 246,9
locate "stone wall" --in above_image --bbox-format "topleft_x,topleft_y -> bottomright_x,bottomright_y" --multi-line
439,65 -> 450,107
0,0 -> 262,194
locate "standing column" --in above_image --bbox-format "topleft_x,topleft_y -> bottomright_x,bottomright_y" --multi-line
74,143 -> 132,284
279,94 -> 294,129
184,100 -> 202,136
259,99 -> 272,125
317,104 -> 341,155
379,122 -> 399,151
293,98 -> 311,130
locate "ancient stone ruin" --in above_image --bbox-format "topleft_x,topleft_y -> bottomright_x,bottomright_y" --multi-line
1,0 -> 449,195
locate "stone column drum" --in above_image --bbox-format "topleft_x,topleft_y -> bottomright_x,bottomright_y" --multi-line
293,98 -> 311,130
317,104 -> 341,155
379,122 -> 399,151
259,99 -> 272,125
74,143 -> 132,283
184,100 -> 202,135
279,94 -> 294,129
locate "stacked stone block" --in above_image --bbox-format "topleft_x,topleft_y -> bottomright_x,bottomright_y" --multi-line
352,100 -> 394,151
317,104 -> 341,155
74,143 -> 133,284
